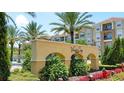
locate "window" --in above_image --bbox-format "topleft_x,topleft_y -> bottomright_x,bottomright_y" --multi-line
97,37 -> 100,39
117,24 -> 121,27
75,34 -> 79,39
96,25 -> 101,31
116,21 -> 122,27
117,30 -> 123,38
80,33 -> 85,37
60,37 -> 64,41
96,28 -> 100,30
103,23 -> 112,30
104,33 -> 112,40
96,33 -> 101,40
55,37 -> 60,41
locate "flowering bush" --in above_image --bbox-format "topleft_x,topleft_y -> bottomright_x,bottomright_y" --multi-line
79,76 -> 89,81
114,68 -> 122,73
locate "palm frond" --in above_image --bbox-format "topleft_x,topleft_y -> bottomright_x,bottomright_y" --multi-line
22,21 -> 46,40
5,14 -> 17,28
27,12 -> 36,18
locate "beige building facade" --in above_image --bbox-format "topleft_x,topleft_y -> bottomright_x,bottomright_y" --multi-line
95,17 -> 124,51
31,40 -> 99,75
50,28 -> 95,45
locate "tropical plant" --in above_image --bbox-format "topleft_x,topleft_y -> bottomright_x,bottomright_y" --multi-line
7,25 -> 20,61
76,39 -> 87,45
39,56 -> 69,81
22,47 -> 31,71
16,42 -> 22,63
50,12 -> 93,43
70,59 -> 89,76
26,12 -> 36,18
21,21 -> 46,40
45,54 -> 64,66
22,44 -> 31,71
0,12 -> 35,81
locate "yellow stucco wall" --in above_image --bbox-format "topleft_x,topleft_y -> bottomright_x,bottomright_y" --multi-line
31,40 -> 99,75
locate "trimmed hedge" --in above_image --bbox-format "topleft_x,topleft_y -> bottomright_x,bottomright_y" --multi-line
99,65 -> 118,70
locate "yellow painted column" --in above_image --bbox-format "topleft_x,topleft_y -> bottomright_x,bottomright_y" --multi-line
31,61 -> 45,75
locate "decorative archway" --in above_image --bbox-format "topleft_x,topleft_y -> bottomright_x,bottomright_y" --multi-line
87,53 -> 97,70
31,40 -> 99,75
71,53 -> 83,60
45,52 -> 65,66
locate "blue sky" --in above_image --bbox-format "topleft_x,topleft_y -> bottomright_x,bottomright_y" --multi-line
7,12 -> 124,35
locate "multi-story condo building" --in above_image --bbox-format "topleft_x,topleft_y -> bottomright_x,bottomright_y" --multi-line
50,28 -> 95,45
95,17 -> 124,52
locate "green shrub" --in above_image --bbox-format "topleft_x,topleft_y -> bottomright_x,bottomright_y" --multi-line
0,13 -> 10,81
39,63 -> 69,81
22,48 -> 31,71
106,38 -> 121,65
99,65 -> 118,70
65,40 -> 71,43
70,59 -> 89,76
76,39 -> 87,45
120,38 -> 124,63
46,55 -> 63,66
101,46 -> 111,65
39,56 -> 69,81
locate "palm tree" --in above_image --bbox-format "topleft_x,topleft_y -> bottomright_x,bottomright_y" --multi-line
21,21 -> 46,40
8,25 -> 20,62
16,36 -> 24,63
50,12 -> 93,44
0,12 -> 35,81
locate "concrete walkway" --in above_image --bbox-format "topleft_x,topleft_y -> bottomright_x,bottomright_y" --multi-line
10,61 -> 22,72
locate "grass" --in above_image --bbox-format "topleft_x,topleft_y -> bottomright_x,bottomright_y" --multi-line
111,72 -> 124,81
9,70 -> 39,81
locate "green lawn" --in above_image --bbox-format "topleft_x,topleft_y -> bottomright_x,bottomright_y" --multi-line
9,70 -> 39,81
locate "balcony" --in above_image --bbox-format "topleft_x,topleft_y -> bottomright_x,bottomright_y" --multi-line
102,23 -> 112,31
103,33 -> 112,41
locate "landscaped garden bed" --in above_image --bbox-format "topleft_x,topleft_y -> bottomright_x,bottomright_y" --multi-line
9,70 -> 39,81
69,68 -> 124,81
98,72 -> 124,81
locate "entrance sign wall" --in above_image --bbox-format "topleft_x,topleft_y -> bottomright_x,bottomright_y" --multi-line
31,40 -> 99,75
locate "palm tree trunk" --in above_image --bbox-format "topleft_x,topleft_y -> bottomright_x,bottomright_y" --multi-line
18,43 -> 21,63
70,30 -> 74,44
10,43 -> 14,62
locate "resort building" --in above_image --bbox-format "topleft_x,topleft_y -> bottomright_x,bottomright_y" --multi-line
50,28 -> 95,45
95,17 -> 124,51
50,17 -> 124,54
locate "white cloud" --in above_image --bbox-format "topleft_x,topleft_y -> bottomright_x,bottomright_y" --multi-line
15,15 -> 29,27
